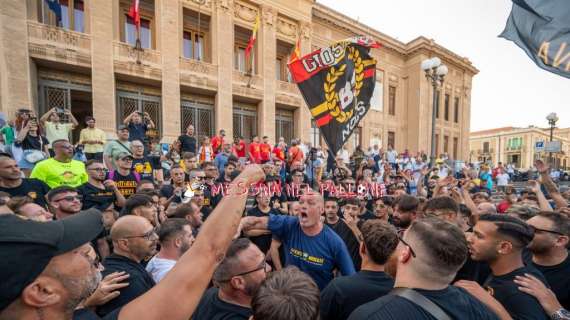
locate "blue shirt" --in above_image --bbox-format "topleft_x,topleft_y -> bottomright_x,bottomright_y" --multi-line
214,152 -> 229,175
128,123 -> 148,142
268,214 -> 356,290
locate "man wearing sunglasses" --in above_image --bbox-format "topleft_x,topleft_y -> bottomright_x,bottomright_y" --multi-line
193,238 -> 270,320
527,212 -> 570,311
78,160 -> 126,211
98,215 -> 159,316
47,185 -> 83,220
30,139 -> 88,188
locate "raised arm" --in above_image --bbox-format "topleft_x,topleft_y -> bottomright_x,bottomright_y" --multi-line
528,180 -> 553,212
39,108 -> 55,125
143,112 -> 155,129
535,160 -> 568,210
123,112 -> 135,125
117,165 -> 265,320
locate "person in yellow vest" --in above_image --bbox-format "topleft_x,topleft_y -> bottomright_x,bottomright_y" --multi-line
79,116 -> 107,161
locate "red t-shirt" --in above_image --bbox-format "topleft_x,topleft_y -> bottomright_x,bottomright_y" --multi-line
249,142 -> 261,164
288,146 -> 304,164
272,146 -> 285,161
211,135 -> 223,155
260,143 -> 271,161
497,200 -> 511,213
232,141 -> 246,158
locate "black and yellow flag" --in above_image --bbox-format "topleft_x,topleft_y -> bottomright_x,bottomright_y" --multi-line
288,37 -> 379,155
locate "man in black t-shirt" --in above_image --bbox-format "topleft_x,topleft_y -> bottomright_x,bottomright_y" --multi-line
527,212 -> 570,310
0,156 -> 50,207
244,193 -> 280,255
349,218 -> 499,320
159,165 -> 186,210
466,214 -> 549,320
108,153 -> 140,199
130,140 -> 158,182
325,198 -> 361,270
178,124 -> 197,153
78,160 -> 126,211
193,238 -> 269,320
321,220 -> 397,320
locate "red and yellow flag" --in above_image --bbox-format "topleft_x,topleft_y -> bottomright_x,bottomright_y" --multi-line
288,37 -> 301,64
245,14 -> 260,60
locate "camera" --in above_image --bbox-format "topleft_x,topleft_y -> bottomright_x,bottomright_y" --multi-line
55,108 -> 65,114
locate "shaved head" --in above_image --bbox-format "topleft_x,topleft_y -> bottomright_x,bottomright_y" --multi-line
111,215 -> 151,240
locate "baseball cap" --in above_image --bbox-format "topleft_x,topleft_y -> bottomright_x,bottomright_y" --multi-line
0,209 -> 103,310
117,124 -> 129,131
115,152 -> 134,160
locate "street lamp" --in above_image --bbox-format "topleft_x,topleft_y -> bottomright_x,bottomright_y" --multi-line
422,57 -> 448,168
546,112 -> 559,168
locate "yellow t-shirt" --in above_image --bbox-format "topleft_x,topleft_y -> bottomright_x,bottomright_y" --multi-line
30,158 -> 88,188
79,128 -> 107,153
44,122 -> 73,147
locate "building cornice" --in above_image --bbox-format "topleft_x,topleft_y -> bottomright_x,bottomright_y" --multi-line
470,127 -> 570,142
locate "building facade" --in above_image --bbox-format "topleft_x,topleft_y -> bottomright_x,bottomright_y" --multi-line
0,0 -> 477,159
470,126 -> 570,170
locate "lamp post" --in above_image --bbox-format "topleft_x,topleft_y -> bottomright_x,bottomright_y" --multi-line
421,57 -> 448,168
546,112 -> 559,168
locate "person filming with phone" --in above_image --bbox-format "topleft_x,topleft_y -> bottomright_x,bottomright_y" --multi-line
40,107 -> 78,156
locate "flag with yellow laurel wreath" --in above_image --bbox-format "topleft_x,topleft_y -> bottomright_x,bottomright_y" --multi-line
288,36 -> 380,155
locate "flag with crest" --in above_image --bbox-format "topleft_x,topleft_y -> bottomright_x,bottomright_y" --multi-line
288,36 -> 380,155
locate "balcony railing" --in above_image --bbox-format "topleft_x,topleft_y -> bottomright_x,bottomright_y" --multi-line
277,80 -> 299,95
113,42 -> 162,80
232,70 -> 262,88
27,21 -> 91,66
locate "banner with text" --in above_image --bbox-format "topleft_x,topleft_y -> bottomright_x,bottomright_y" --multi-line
288,36 -> 379,155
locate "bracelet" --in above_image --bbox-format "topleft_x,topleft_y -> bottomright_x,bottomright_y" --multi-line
551,308 -> 570,320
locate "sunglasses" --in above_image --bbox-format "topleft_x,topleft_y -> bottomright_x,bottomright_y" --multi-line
218,259 -> 267,282
398,235 -> 417,258
54,195 -> 82,202
531,226 -> 565,236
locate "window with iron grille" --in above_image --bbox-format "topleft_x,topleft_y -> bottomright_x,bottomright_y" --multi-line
310,120 -> 321,148
453,137 -> 459,159
181,100 -> 214,138
233,105 -> 257,141
444,135 -> 449,153
117,90 -> 161,137
388,131 -> 396,150
275,109 -> 294,145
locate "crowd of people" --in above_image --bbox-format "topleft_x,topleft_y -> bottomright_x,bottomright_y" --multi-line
0,108 -> 569,320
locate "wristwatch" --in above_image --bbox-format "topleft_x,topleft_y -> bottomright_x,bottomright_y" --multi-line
551,308 -> 570,320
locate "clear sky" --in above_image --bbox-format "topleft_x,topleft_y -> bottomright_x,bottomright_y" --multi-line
317,0 -> 569,131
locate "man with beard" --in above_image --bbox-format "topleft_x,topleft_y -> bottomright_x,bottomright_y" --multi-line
47,186 -> 82,220
193,238 -> 270,320
239,192 -> 355,290
121,194 -> 159,227
0,155 -> 50,207
159,165 -> 186,210
97,216 -> 159,316
78,160 -> 126,211
526,211 -> 570,310
465,214 -> 549,319
325,197 -> 361,271
146,218 -> 195,283
349,218 -> 500,320
171,202 -> 203,237
0,164 -> 266,320
321,220 -> 397,320
31,139 -> 88,188
392,194 -> 419,232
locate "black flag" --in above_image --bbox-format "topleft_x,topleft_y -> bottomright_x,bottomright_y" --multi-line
500,0 -> 570,79
288,37 -> 379,155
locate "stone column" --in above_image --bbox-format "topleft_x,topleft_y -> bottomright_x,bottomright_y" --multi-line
259,6 -> 276,142
0,0 -> 33,115
213,0 -> 233,134
159,0 -> 181,143
294,21 -> 312,143
91,0 -> 117,135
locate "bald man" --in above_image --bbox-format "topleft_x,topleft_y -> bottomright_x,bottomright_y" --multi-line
240,192 -> 355,290
98,216 -> 159,316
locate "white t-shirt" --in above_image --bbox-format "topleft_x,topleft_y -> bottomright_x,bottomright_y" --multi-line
146,256 -> 176,283
496,173 -> 510,186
